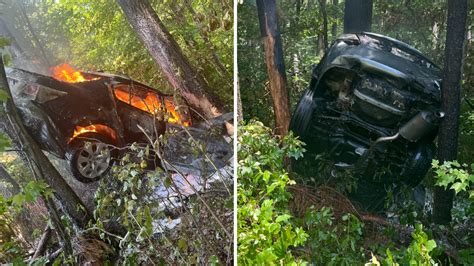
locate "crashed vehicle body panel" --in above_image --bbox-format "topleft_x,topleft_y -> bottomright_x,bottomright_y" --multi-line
6,67 -> 192,182
290,33 -> 442,210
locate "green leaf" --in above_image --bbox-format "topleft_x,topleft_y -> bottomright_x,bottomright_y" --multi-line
275,214 -> 291,223
144,206 -> 153,235
0,89 -> 10,102
178,238 -> 188,250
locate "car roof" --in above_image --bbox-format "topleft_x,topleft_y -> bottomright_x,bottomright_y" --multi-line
8,67 -> 174,98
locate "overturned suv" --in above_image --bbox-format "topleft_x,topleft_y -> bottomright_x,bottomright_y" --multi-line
290,33 -> 443,210
6,67 -> 191,183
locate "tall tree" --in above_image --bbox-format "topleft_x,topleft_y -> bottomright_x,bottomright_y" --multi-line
116,0 -> 225,120
256,0 -> 291,135
331,0 -> 339,38
318,0 -> 329,57
343,0 -> 372,33
433,0 -> 468,224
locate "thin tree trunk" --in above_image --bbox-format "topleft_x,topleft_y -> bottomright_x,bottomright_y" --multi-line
18,2 -> 51,67
0,57 -> 91,228
256,0 -> 291,135
433,0 -> 468,224
331,0 -> 338,37
117,0 -> 225,120
44,196 -> 73,256
237,79 -> 243,123
0,163 -> 20,195
318,0 -> 328,57
295,0 -> 301,26
343,0 -> 372,33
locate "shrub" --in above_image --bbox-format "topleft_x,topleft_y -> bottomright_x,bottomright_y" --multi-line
237,121 -> 308,265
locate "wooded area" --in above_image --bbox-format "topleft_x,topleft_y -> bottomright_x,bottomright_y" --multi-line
0,0 -> 233,264
238,0 -> 473,264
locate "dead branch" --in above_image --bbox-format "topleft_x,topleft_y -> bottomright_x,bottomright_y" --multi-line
32,225 -> 52,259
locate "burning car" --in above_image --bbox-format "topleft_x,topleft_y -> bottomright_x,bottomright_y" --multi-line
290,33 -> 443,210
6,64 -> 192,183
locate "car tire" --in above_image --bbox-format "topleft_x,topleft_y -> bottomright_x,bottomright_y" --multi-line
67,132 -> 118,183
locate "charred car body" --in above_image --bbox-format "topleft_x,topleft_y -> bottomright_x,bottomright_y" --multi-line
6,66 -> 192,183
290,33 -> 443,210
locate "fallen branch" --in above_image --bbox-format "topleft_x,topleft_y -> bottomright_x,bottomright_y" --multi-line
48,248 -> 63,262
32,225 -> 52,259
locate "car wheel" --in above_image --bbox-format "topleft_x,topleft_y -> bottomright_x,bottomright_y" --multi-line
68,133 -> 117,183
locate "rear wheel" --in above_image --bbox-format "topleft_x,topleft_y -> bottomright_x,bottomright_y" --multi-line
68,133 -> 117,183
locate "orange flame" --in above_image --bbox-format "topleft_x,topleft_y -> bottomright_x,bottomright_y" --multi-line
69,124 -> 117,143
114,86 -> 191,126
51,63 -> 98,83
164,97 -> 191,127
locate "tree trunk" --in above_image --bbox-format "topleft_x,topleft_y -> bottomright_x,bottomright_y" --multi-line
117,0 -> 225,120
433,0 -> 468,225
295,0 -> 301,26
18,2 -> 51,67
318,0 -> 328,57
331,0 -> 338,37
343,0 -> 372,33
237,79 -> 243,123
256,0 -> 291,135
0,57 -> 91,228
0,163 -> 20,195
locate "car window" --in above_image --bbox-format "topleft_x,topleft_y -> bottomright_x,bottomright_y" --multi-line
114,84 -> 162,114
163,96 -> 192,126
114,84 -> 192,126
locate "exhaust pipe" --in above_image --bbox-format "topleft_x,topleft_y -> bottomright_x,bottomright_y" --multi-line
354,111 -> 444,171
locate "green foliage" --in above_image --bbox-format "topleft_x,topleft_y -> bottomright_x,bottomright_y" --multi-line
237,120 -> 308,265
3,0 -> 232,105
237,120 -> 450,265
459,248 -> 474,265
0,134 -> 11,152
301,207 -> 366,265
370,224 -> 437,266
432,160 -> 474,199
0,37 -> 11,48
0,180 -> 50,263
92,146 -> 162,264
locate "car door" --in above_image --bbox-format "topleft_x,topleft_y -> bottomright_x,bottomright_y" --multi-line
113,83 -> 166,143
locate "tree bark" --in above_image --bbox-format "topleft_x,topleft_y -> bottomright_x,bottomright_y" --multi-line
256,0 -> 291,135
0,163 -> 20,195
117,0 -> 225,120
343,0 -> 372,33
331,0 -> 338,37
295,0 -> 301,26
32,225 -> 52,259
237,79 -> 243,123
0,57 -> 91,228
433,0 -> 468,225
318,0 -> 328,57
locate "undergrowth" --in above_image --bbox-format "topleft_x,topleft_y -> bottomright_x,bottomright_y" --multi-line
237,120 -> 450,265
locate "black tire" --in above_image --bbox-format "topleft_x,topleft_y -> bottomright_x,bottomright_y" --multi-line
67,132 -> 118,183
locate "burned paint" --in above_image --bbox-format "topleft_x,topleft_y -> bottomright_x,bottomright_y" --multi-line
5,67 -> 194,182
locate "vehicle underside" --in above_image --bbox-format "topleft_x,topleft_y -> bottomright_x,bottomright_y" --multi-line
290,33 -> 443,211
